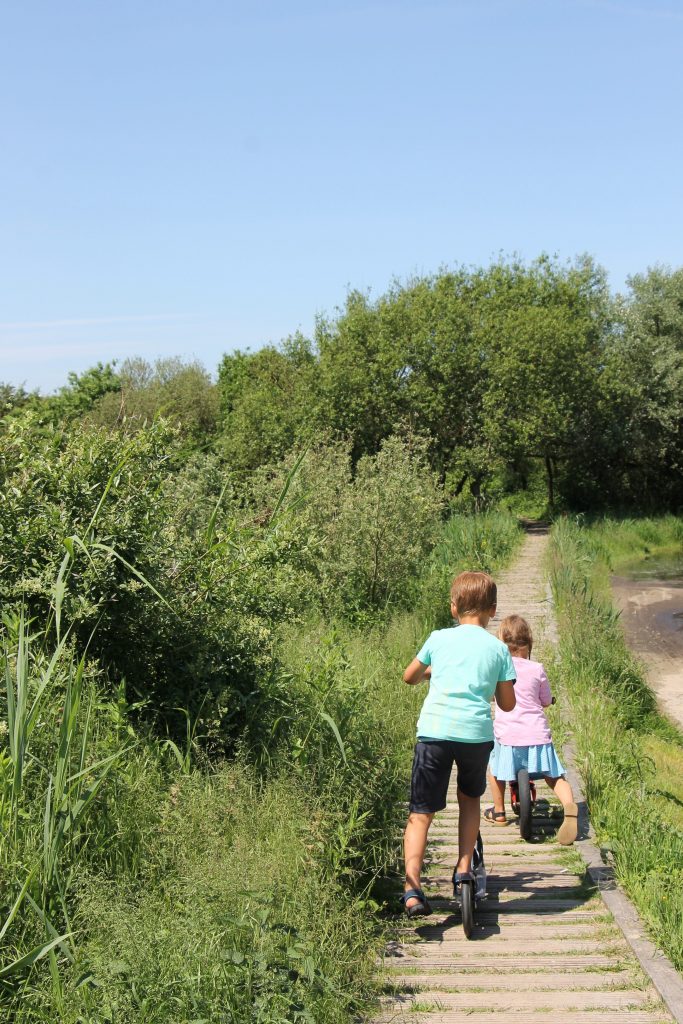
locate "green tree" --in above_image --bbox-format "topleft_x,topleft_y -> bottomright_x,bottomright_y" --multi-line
13,363 -> 122,426
88,356 -> 220,444
623,265 -> 683,348
478,256 -> 610,507
598,266 -> 683,507
217,334 -> 317,472
0,382 -> 32,418
313,258 -> 612,507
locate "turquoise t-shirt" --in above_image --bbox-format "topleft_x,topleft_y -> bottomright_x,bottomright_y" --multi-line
415,625 -> 515,743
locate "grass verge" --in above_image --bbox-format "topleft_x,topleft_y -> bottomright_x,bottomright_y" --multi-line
549,517 -> 683,973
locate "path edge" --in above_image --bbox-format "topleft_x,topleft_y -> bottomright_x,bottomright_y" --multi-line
548,585 -> 683,1023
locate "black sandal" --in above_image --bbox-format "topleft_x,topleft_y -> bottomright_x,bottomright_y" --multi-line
399,888 -> 433,918
483,807 -> 507,825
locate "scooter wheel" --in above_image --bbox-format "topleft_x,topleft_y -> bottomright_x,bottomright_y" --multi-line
460,879 -> 475,939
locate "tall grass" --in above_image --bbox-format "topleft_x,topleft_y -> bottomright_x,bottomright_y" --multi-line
550,517 -> 683,971
418,511 -> 523,624
434,511 -> 523,575
582,513 -> 683,568
1,506 -> 522,1022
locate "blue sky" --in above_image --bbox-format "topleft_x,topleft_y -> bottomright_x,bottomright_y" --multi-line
2,0 -> 682,393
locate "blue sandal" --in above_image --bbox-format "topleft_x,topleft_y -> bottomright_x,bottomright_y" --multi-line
399,888 -> 433,918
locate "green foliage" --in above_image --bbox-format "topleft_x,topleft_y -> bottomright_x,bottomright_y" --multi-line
217,336 -> 317,471
624,264 -> 683,347
10,253 -> 683,512
88,356 -> 220,444
420,511 -> 523,623
7,253 -> 683,512
0,418 -> 445,752
550,517 -> 683,970
28,363 -> 122,426
0,382 -> 32,418
0,418 -> 284,749
249,435 -> 444,618
210,254 -> 645,509
583,266 -> 683,510
481,258 -> 609,506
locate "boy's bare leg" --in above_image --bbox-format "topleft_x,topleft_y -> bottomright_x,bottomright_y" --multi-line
403,811 -> 434,907
456,787 -> 480,874
487,771 -> 506,815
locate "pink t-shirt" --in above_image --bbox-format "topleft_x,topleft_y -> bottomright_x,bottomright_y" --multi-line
493,656 -> 552,746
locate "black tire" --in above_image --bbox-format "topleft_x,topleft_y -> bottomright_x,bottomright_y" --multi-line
518,768 -> 532,841
460,879 -> 475,939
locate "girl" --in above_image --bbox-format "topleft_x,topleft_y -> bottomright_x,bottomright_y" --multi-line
486,614 -> 578,845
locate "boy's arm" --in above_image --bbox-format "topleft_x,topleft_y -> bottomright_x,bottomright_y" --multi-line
495,679 -> 516,711
403,659 -> 430,685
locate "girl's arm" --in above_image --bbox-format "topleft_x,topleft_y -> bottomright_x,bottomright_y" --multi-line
403,659 -> 430,685
539,666 -> 553,707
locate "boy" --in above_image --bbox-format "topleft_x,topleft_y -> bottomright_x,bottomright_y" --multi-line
400,570 -> 516,916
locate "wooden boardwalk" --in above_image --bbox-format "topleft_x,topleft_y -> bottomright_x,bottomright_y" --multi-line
376,530 -> 674,1024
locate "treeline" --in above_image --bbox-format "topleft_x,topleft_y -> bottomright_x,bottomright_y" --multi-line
4,254 -> 682,511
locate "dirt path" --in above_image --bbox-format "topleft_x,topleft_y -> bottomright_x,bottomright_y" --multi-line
611,574 -> 683,733
375,530 -> 673,1024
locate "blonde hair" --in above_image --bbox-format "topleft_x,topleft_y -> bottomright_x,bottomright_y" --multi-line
497,614 -> 533,655
450,571 -> 497,616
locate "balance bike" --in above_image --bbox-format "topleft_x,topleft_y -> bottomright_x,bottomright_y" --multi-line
510,769 -> 536,842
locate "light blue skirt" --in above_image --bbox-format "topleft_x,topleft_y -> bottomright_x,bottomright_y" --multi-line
489,740 -> 565,782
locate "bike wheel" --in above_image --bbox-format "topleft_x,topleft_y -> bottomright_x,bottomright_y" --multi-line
518,768 -> 532,841
460,879 -> 475,939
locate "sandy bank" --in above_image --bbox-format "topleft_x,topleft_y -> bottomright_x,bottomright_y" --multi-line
611,575 -> 683,733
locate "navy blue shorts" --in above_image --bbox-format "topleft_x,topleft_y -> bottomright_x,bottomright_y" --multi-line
409,739 -> 494,812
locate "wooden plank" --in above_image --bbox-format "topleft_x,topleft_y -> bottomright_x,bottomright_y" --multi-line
388,939 -> 628,956
382,990 -> 651,1009
425,897 -> 603,910
384,970 -> 637,990
374,1013 -> 669,1024
383,955 -> 631,970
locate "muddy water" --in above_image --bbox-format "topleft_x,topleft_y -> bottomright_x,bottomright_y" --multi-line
611,554 -> 683,732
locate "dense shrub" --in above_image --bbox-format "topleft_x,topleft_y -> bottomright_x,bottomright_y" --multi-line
0,419 -> 282,747
249,434 -> 444,618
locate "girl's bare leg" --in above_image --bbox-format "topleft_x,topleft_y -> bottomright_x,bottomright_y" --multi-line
544,775 -> 578,845
544,775 -> 574,807
487,770 -> 507,816
403,811 -> 434,907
